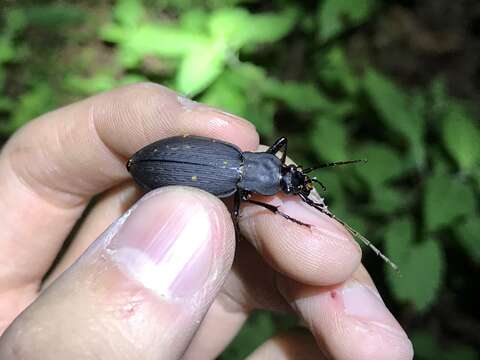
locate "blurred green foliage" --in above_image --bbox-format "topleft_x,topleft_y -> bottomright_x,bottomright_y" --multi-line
1,0 -> 479,358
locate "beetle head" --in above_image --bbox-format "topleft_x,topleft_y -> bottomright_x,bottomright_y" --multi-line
280,164 -> 314,196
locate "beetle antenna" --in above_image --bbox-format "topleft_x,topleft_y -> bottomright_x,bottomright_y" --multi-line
299,194 -> 399,273
303,159 -> 367,173
311,177 -> 326,191
340,221 -> 399,273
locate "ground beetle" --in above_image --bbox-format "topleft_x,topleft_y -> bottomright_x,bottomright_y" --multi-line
127,135 -> 397,271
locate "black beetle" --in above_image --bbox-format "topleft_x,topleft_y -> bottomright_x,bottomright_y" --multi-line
127,135 -> 397,271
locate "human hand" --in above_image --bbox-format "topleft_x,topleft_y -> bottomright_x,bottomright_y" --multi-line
0,83 -> 413,359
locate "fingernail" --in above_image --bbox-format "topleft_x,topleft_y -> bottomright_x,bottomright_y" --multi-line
209,108 -> 257,130
342,282 -> 410,339
177,95 -> 256,131
106,189 -> 215,298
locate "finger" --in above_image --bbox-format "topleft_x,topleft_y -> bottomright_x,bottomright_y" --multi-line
0,83 -> 258,327
48,185 -> 248,360
41,182 -> 142,287
0,187 -> 236,360
239,192 -> 361,286
247,330 -> 326,360
238,144 -> 361,286
42,183 -> 251,360
182,293 -> 249,360
183,240 -> 292,359
276,265 -> 414,360
52,192 -> 282,360
44,137 -> 357,357
42,182 -> 250,360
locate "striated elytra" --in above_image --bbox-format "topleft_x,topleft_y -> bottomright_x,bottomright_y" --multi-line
127,135 -> 282,199
127,135 -> 398,271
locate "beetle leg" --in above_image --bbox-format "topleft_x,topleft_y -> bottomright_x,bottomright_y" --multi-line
246,199 -> 309,227
299,194 -> 399,272
241,191 -> 252,201
299,194 -> 328,210
266,137 -> 288,164
231,191 -> 242,241
233,191 -> 242,218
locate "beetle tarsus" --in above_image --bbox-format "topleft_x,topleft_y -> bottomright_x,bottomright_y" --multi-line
266,137 -> 288,164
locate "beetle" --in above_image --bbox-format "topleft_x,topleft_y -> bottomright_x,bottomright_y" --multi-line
127,135 -> 397,271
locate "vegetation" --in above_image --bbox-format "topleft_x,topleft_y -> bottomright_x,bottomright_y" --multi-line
1,1 -> 479,359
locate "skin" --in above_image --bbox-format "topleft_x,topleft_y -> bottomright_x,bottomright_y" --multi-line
0,83 -> 414,359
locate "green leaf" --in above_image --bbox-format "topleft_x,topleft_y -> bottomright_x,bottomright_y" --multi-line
0,97 -> 13,112
244,100 -> 276,138
0,37 -> 15,64
208,8 -> 297,50
113,0 -> 145,27
201,64 -> 275,137
384,217 -> 414,265
429,78 -> 450,116
209,62 -> 267,94
234,8 -> 298,48
1,84 -> 55,134
180,9 -> 209,33
102,24 -> 210,59
411,331 -> 443,360
208,8 -> 250,46
314,172 -> 345,205
386,229 -> 444,311
100,24 -> 127,43
118,74 -> 148,86
457,216 -> 480,264
405,239 -> 443,311
442,106 -> 480,172
102,21 -> 212,68
200,75 -> 248,117
316,46 -> 359,95
25,4 -> 86,28
3,8 -> 27,37
175,40 -> 227,95
354,143 -> 404,188
65,73 -> 117,95
424,174 -> 476,232
0,9 -> 27,64
338,211 -> 368,237
310,116 -> 349,161
263,80 -> 332,112
370,185 -> 409,214
363,69 -> 425,165
317,0 -> 377,41
385,219 -> 444,310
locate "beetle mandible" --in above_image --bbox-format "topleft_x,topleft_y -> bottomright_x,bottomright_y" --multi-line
127,135 -> 397,271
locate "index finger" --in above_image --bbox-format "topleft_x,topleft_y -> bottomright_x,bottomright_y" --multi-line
0,83 -> 258,328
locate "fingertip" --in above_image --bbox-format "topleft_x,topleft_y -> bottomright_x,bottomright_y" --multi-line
278,278 -> 414,360
240,194 -> 362,286
0,186 -> 237,359
105,186 -> 235,300
95,82 -> 260,156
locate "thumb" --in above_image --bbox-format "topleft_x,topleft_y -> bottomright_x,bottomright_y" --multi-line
0,187 -> 235,360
